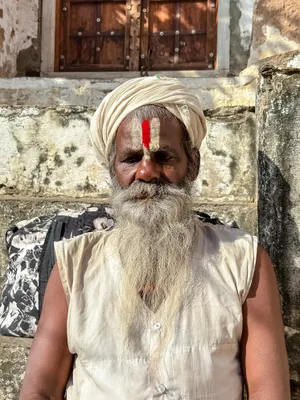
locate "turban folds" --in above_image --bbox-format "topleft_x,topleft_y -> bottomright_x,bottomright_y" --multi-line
90,75 -> 206,167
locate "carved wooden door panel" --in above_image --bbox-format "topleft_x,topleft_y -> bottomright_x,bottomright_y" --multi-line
56,0 -> 130,71
55,0 -> 217,72
140,0 -> 217,71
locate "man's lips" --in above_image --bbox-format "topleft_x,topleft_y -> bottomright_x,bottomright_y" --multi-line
132,192 -> 155,200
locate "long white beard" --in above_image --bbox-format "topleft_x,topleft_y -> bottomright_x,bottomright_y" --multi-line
111,181 -> 196,360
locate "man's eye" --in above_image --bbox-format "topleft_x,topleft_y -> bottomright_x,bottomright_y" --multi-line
123,156 -> 141,164
155,153 -> 176,164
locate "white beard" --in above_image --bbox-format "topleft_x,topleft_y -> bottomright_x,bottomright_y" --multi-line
111,180 -> 196,362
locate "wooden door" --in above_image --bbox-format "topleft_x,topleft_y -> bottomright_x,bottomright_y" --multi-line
55,0 -> 218,72
56,0 -> 130,71
140,0 -> 217,71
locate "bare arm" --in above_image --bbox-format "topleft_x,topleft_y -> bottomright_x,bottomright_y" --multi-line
20,264 -> 73,400
241,245 -> 290,399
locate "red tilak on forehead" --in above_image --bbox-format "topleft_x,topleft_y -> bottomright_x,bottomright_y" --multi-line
141,120 -> 150,149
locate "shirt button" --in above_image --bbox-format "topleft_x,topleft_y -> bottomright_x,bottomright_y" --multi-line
153,322 -> 161,330
157,383 -> 166,394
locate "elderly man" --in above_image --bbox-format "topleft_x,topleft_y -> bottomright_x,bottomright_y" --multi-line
20,76 -> 290,399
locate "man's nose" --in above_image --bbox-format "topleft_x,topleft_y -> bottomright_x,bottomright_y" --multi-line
135,155 -> 161,182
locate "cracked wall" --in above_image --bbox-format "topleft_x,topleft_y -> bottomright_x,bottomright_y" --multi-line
0,105 -> 257,211
258,51 -> 300,399
230,0 -> 255,74
0,0 -> 40,77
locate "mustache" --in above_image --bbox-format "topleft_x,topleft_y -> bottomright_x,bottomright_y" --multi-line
112,180 -> 191,202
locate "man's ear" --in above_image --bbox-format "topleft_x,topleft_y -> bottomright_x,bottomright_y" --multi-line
189,148 -> 200,181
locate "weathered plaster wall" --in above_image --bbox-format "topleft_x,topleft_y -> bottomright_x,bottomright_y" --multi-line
0,104 -> 257,215
0,337 -> 32,400
249,0 -> 300,67
0,76 -> 256,110
258,51 -> 300,399
0,0 -> 40,77
230,0 -> 255,74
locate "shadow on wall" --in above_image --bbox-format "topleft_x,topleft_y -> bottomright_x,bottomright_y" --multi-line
258,150 -> 300,330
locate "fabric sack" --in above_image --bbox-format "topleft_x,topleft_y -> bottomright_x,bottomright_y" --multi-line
0,205 -> 114,338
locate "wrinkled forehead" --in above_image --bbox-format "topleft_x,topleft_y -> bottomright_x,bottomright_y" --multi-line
117,115 -> 184,151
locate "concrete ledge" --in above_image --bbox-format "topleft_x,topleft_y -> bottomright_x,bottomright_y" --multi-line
0,76 -> 256,110
259,50 -> 300,75
0,336 -> 32,400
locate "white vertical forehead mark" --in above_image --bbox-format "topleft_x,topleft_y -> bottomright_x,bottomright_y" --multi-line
130,118 -> 142,148
149,118 -> 160,152
131,117 -> 161,158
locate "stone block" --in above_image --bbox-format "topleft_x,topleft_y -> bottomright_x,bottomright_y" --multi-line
0,76 -> 256,110
0,336 -> 32,400
198,107 -> 257,203
257,51 -> 300,397
0,106 -> 111,199
197,203 -> 257,236
285,327 -> 300,400
0,105 -> 257,204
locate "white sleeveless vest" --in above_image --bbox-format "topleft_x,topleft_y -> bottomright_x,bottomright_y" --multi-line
54,219 -> 257,399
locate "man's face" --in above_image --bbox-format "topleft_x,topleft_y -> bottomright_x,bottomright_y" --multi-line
113,117 -> 189,188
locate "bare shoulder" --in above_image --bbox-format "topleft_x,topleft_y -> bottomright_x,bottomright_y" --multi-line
20,264 -> 73,399
241,244 -> 291,399
247,244 -> 278,299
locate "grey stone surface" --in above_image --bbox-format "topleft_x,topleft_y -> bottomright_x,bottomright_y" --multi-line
198,203 -> 257,236
285,327 -> 300,400
199,107 -> 256,204
0,105 -> 257,204
257,51 -> 300,397
0,106 -> 111,199
0,76 -> 256,110
229,0 -> 254,75
0,336 -> 32,400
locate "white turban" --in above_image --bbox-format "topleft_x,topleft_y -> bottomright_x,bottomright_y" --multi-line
90,75 -> 206,168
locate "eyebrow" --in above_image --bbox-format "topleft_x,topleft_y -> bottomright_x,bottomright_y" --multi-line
120,147 -> 143,157
156,145 -> 178,155
121,145 -> 178,155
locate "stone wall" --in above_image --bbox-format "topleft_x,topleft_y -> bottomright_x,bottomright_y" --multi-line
0,105 -> 256,204
230,0 -> 256,74
0,0 -> 40,77
257,50 -> 300,399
